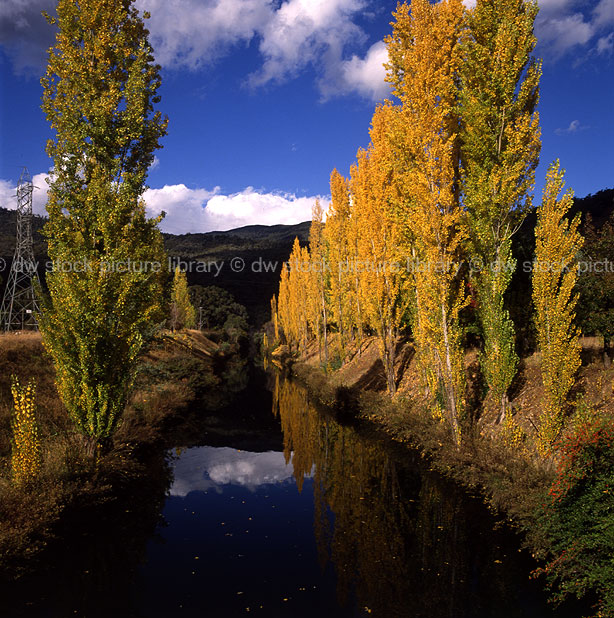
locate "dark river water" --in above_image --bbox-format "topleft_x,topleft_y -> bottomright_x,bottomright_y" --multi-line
1,367 -> 588,617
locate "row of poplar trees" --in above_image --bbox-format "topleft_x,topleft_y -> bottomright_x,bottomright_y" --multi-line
273,0 -> 584,451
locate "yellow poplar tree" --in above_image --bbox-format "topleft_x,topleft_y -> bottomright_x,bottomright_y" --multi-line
39,0 -> 167,445
351,105 -> 408,395
301,242 -> 317,350
285,240 -> 302,351
279,238 -> 311,353
347,185 -> 365,351
170,267 -> 196,331
385,0 -> 467,440
325,170 -> 353,352
459,0 -> 541,418
533,162 -> 583,453
277,262 -> 293,349
308,201 -> 329,363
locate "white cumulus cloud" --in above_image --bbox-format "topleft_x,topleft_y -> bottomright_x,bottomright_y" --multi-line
0,172 -> 50,216
327,40 -> 390,101
534,0 -> 614,59
248,0 -> 366,88
144,184 -> 321,234
135,0 -> 274,70
536,11 -> 594,58
137,0 -> 385,100
594,0 -> 614,27
1,173 -> 320,233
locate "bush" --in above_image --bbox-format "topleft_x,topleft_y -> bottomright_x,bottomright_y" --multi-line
10,377 -> 42,485
189,285 -> 249,336
533,417 -> 614,616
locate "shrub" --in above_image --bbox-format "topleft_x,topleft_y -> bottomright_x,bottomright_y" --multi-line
500,409 -> 526,451
10,377 -> 42,485
533,417 -> 614,616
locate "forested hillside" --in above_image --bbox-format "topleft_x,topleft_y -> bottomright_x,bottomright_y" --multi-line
0,194 -> 611,329
0,211 -> 310,326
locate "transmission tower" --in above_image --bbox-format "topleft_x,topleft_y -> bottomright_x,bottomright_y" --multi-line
0,168 -> 41,331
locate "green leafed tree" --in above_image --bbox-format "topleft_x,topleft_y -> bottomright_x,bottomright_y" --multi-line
170,267 -> 196,331
39,0 -> 168,445
576,211 -> 614,364
459,0 -> 541,419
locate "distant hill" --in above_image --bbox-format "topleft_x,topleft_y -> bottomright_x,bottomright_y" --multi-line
0,209 -> 310,327
163,221 -> 311,325
568,188 -> 614,229
0,188 -> 611,328
0,207 -> 47,257
162,222 -> 311,260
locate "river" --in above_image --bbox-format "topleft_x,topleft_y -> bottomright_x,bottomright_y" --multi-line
1,367 -> 587,617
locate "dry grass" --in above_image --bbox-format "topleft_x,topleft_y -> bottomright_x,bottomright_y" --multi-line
0,329 -> 220,576
289,333 -> 614,536
0,332 -> 68,460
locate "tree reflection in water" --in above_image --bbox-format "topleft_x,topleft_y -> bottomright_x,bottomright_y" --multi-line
272,376 -> 578,618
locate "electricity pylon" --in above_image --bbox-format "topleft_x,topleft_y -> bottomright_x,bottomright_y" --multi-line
0,168 -> 40,331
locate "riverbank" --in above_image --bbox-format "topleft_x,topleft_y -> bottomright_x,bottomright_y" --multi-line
277,336 -> 614,613
0,329 -> 244,577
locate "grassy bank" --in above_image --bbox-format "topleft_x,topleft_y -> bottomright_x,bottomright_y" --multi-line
278,337 -> 614,615
0,329 -> 236,577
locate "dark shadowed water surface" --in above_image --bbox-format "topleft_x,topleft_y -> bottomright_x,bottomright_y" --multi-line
1,368 -> 588,617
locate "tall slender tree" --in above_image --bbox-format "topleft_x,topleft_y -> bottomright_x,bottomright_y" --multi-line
277,262 -> 293,349
308,201 -> 329,364
279,238 -> 311,352
325,169 -> 352,352
459,0 -> 541,419
533,162 -> 583,454
351,105 -> 408,395
386,0 -> 467,441
347,186 -> 365,352
39,0 -> 167,445
170,267 -> 196,331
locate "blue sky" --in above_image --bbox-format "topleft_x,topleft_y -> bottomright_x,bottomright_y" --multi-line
0,0 -> 612,234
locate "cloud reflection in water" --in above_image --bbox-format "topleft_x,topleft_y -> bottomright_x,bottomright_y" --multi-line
170,446 -> 302,497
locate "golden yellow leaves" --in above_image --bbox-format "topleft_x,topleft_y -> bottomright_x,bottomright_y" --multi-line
10,377 -> 42,485
533,161 -> 584,454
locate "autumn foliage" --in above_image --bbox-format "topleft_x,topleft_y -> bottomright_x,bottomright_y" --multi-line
10,377 -> 42,485
39,0 -> 167,443
170,267 -> 196,331
271,0 -> 592,465
533,162 -> 583,453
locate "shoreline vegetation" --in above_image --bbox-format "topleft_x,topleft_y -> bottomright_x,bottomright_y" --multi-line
266,335 -> 613,615
261,0 -> 614,614
0,328 -> 246,578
